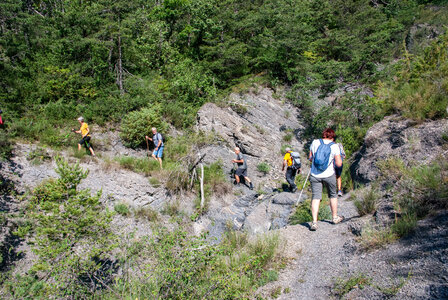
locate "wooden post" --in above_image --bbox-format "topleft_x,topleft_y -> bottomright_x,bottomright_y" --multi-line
200,163 -> 205,209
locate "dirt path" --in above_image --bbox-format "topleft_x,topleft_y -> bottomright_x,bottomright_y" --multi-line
257,193 -> 358,299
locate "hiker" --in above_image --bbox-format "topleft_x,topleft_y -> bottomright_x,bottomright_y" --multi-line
308,128 -> 343,231
73,117 -> 95,157
145,127 -> 164,169
231,147 -> 253,190
335,141 -> 346,197
282,147 -> 301,193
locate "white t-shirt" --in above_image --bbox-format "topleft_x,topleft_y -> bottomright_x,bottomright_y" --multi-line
310,139 -> 341,178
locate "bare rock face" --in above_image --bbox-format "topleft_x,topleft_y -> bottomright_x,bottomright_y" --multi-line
351,115 -> 448,184
197,87 -> 305,187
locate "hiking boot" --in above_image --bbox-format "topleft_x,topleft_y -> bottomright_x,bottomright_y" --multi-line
233,180 -> 238,185
310,222 -> 318,231
249,182 -> 254,190
338,190 -> 343,197
332,215 -> 345,224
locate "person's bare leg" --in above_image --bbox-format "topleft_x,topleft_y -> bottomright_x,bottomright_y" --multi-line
78,144 -> 82,151
152,154 -> 158,162
337,176 -> 342,191
311,199 -> 321,223
235,175 -> 240,184
89,147 -> 95,156
244,177 -> 251,183
158,157 -> 163,169
330,197 -> 338,219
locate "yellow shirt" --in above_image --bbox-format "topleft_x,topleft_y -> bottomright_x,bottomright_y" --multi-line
80,123 -> 90,137
284,152 -> 292,167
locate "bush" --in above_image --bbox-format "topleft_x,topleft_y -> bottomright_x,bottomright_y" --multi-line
289,199 -> 332,225
0,131 -> 12,161
114,203 -> 130,216
11,158 -> 115,298
120,106 -> 168,148
353,186 -> 378,216
257,162 -> 271,175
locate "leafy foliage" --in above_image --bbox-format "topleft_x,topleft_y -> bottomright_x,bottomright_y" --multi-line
8,158 -> 115,298
120,106 -> 168,148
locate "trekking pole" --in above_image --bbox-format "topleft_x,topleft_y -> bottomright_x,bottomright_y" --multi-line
145,136 -> 150,157
296,168 -> 311,206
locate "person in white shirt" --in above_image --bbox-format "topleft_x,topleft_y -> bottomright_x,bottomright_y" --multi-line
308,128 -> 344,231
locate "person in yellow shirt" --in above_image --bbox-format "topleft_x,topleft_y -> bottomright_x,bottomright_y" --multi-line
74,116 -> 95,156
282,147 -> 300,193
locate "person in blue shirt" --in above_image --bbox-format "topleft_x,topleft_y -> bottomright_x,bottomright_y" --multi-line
145,127 -> 164,169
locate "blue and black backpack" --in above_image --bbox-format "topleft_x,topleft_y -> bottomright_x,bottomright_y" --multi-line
311,139 -> 335,174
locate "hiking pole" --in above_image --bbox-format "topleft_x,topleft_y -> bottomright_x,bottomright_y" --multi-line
145,136 -> 150,157
296,168 -> 311,206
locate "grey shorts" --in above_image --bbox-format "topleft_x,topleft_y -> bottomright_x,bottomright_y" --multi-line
235,168 -> 247,177
310,174 -> 337,199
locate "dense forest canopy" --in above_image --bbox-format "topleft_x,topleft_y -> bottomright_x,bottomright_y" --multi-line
0,0 -> 446,142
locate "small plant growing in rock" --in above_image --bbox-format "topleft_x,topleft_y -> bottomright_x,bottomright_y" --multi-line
257,162 -> 271,175
114,203 -> 130,216
352,186 -> 378,216
283,133 -> 293,142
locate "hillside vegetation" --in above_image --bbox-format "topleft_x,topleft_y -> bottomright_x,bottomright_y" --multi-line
1,0 -> 446,146
1,0 -> 448,299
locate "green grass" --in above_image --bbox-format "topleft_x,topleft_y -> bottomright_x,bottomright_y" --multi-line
333,273 -> 371,298
289,199 -> 331,225
257,162 -> 271,175
114,203 -> 130,216
352,186 -> 378,216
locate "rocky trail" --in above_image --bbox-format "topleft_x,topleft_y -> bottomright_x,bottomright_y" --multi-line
257,194 -> 448,299
1,86 -> 447,299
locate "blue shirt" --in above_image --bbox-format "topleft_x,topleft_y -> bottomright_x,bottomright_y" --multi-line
153,133 -> 164,147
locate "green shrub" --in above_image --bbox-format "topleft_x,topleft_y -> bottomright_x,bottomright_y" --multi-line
114,203 -> 130,216
108,230 -> 282,299
289,199 -> 331,225
0,131 -> 13,161
353,186 -> 378,216
333,274 -> 371,298
27,148 -> 52,165
257,162 -> 271,175
391,214 -> 417,238
13,157 -> 115,298
120,106 -> 168,148
283,133 -> 293,142
134,206 -> 159,222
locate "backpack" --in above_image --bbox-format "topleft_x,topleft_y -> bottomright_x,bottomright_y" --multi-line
311,139 -> 335,174
290,152 -> 301,170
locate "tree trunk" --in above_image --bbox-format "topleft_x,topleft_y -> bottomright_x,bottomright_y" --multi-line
116,34 -> 124,95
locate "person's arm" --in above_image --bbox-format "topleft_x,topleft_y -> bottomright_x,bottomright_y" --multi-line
157,139 -> 162,148
145,135 -> 153,141
334,154 -> 342,168
232,159 -> 244,163
308,151 -> 313,161
282,159 -> 287,171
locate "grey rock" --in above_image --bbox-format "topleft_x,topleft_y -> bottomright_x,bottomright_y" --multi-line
351,116 -> 448,184
272,192 -> 297,205
243,200 -> 271,234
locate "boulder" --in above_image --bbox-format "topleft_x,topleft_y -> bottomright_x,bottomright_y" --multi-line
351,116 -> 448,184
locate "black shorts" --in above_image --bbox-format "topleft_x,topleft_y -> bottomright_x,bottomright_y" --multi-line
235,168 -> 248,177
79,136 -> 92,148
335,164 -> 343,177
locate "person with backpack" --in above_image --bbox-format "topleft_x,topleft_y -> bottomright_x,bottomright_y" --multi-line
232,147 -> 254,190
335,141 -> 346,197
308,128 -> 343,231
145,127 -> 164,170
73,117 -> 96,157
282,147 -> 301,193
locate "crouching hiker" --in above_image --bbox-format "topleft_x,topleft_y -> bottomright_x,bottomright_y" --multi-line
73,117 -> 95,157
282,148 -> 301,193
232,147 -> 253,190
308,128 -> 343,231
145,127 -> 164,170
